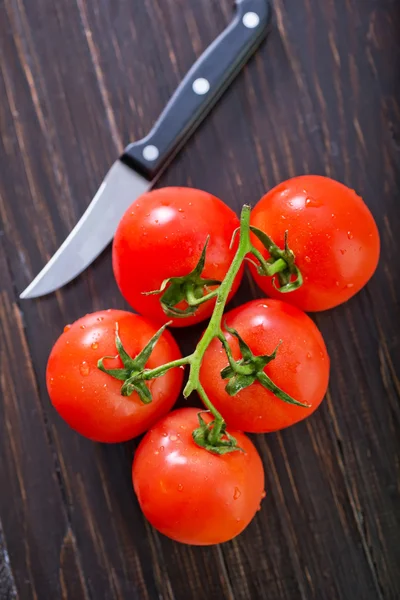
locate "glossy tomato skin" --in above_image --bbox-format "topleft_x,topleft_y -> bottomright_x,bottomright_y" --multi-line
200,299 -> 330,433
132,408 -> 265,545
250,176 -> 380,311
47,310 -> 183,443
112,187 -> 243,327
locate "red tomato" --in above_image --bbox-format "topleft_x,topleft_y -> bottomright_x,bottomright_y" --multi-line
132,408 -> 265,545
112,187 -> 243,327
250,176 -> 380,311
200,299 -> 330,432
47,310 -> 183,443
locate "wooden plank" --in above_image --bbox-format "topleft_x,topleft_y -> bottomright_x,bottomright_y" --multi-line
0,521 -> 16,600
0,0 -> 399,598
0,240 -> 88,600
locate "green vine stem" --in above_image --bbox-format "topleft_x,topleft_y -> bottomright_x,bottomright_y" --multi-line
99,205 -> 306,454
181,205 -> 254,442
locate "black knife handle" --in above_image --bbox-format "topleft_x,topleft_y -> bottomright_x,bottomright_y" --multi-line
121,0 -> 271,180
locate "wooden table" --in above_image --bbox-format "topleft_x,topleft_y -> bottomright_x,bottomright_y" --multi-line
1,1 -> 399,598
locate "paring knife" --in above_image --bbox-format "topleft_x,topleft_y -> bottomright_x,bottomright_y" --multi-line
20,0 -> 271,299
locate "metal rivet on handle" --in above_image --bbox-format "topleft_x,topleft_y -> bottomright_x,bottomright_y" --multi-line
192,78 -> 210,95
242,12 -> 260,28
142,145 -> 160,161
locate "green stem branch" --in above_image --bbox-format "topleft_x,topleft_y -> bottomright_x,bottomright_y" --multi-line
186,289 -> 218,306
196,384 -> 224,444
139,356 -> 192,381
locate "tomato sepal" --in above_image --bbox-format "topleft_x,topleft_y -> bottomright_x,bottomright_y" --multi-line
249,227 -> 303,293
224,374 -> 257,396
192,412 -> 244,455
142,236 -> 221,318
98,321 -> 171,403
219,325 -> 310,408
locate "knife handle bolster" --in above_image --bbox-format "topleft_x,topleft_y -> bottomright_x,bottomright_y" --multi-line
120,150 -> 153,180
121,0 -> 271,181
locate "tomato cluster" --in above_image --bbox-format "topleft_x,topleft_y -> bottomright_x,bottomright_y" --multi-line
47,176 -> 379,546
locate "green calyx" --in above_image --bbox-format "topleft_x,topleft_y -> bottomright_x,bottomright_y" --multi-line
219,326 -> 310,408
192,411 -> 243,455
143,236 -> 220,317
97,322 -> 170,403
249,227 -> 303,293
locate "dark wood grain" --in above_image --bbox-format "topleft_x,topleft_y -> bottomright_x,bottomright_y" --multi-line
0,0 -> 399,598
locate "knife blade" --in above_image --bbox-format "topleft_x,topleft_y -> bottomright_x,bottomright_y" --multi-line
20,0 -> 271,299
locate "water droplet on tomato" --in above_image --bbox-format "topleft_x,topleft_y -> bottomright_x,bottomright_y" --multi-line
307,352 -> 312,359
162,432 -> 168,437
80,361 -> 90,376
258,303 -> 269,309
159,446 -> 164,452
335,281 -> 340,287
80,325 -> 86,330
154,450 -> 159,455
103,384 -> 107,388
340,249 -> 346,255
233,487 -> 241,500
305,196 -> 322,207
261,490 -> 266,499
155,219 -> 159,224
50,377 -> 54,382
91,342 -> 98,350
170,434 -> 177,441
281,215 -> 287,220
304,256 -> 311,263
64,324 -> 71,332
178,208 -> 184,213
331,213 -> 335,218
346,283 -> 354,288
347,231 -> 354,240
97,316 -> 104,322
180,425 -> 186,430
177,483 -> 184,491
